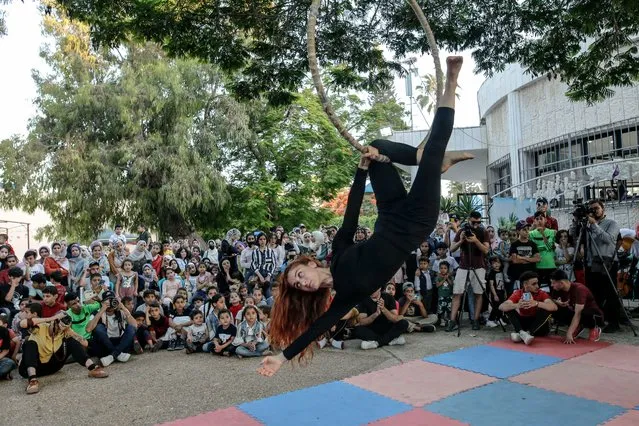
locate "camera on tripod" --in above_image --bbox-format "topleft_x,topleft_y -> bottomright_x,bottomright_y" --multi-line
572,198 -> 596,222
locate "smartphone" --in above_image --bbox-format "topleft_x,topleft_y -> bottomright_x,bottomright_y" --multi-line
522,292 -> 532,302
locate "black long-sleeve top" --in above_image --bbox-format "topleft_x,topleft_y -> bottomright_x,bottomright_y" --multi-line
282,167 -> 371,360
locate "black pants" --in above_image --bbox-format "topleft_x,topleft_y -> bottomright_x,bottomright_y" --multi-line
353,319 -> 410,346
506,309 -> 552,336
488,290 -> 507,321
19,338 -> 89,378
586,266 -> 621,326
361,108 -> 454,288
553,307 -> 604,329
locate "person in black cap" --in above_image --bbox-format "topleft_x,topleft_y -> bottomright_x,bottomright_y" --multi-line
526,197 -> 558,230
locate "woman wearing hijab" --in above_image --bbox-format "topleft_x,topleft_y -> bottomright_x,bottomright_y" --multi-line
128,240 -> 153,274
44,241 -> 70,285
203,240 -> 219,265
67,244 -> 85,292
88,241 -> 110,277
107,239 -> 128,282
219,229 -> 241,272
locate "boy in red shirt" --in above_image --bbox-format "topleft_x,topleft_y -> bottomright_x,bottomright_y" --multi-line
40,286 -> 66,318
499,271 -> 557,345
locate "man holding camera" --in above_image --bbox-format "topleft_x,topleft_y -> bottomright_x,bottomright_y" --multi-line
86,291 -> 137,366
499,271 -> 557,345
569,199 -> 621,333
448,211 -> 490,331
19,303 -> 108,394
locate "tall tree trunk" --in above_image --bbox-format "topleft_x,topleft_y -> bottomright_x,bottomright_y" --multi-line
407,0 -> 444,149
306,0 -> 390,162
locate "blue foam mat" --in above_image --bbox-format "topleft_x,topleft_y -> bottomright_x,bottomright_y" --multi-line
425,380 -> 625,426
424,344 -> 562,378
238,381 -> 412,426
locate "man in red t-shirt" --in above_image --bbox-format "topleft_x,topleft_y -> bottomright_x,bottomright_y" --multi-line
525,197 -> 559,231
499,271 -> 557,345
550,269 -> 604,344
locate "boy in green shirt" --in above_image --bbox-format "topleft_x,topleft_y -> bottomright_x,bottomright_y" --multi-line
65,292 -> 100,340
528,211 -> 556,288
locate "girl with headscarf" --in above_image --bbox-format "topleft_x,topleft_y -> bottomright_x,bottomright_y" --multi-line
311,231 -> 329,262
128,240 -> 153,274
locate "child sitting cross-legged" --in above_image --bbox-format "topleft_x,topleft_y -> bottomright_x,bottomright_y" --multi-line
166,295 -> 192,351
146,302 -> 170,352
208,309 -> 237,356
184,311 -> 209,354
232,305 -> 271,358
132,311 -> 152,353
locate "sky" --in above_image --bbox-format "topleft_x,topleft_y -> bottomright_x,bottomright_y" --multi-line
0,2 -> 488,141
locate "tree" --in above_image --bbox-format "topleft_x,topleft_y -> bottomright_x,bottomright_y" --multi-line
56,0 -> 639,106
0,12 -> 236,240
447,181 -> 483,199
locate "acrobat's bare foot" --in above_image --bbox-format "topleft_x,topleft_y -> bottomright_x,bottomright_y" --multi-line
446,56 -> 463,83
441,152 -> 474,173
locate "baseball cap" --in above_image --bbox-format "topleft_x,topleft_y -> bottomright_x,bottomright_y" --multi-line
536,197 -> 548,204
449,214 -> 459,221
516,220 -> 530,231
102,290 -> 116,300
299,223 -> 306,227
402,282 -> 415,292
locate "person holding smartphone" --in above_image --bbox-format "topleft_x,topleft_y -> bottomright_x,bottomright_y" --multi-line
499,271 -> 557,345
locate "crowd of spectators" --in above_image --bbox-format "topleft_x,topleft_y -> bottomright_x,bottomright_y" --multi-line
0,197 -> 634,393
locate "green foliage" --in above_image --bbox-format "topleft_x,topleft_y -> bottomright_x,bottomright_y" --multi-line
56,0 -> 639,104
439,196 -> 455,215
497,213 -> 519,231
453,195 -> 483,220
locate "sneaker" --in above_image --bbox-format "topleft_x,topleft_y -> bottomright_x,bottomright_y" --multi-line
185,342 -> 196,354
406,322 -> 418,333
174,338 -> 185,351
133,340 -> 143,355
330,339 -> 344,349
388,336 -> 406,346
420,324 -> 436,333
167,339 -> 177,351
116,353 -> 131,363
510,332 -> 523,343
317,337 -> 327,349
262,350 -> 273,356
471,320 -> 480,331
485,320 -> 498,328
26,378 -> 39,394
519,330 -> 534,346
360,340 -> 379,350
100,355 -> 114,367
572,325 -> 585,339
589,326 -> 602,342
445,321 -> 458,332
88,366 -> 109,378
144,344 -> 152,352
151,340 -> 163,352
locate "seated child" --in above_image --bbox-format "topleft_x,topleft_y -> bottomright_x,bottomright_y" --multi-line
166,295 -> 192,351
234,296 -> 256,326
228,291 -> 243,322
138,264 -> 159,303
208,309 -> 236,356
132,311 -> 152,353
252,288 -> 267,308
136,290 -> 165,315
398,283 -> 436,332
232,305 -> 271,358
146,302 -> 170,352
185,311 -> 209,354
384,282 -> 400,311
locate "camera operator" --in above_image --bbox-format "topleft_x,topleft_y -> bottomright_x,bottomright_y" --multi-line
19,303 -> 108,394
526,197 -> 558,231
448,211 -> 490,331
86,291 -> 137,366
569,199 -> 621,333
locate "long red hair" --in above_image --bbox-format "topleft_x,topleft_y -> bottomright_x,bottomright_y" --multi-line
269,256 -> 331,363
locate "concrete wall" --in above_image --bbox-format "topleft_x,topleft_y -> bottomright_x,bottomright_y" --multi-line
0,209 -> 52,257
485,99 -> 510,163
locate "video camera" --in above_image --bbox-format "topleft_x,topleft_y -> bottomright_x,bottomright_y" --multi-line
462,222 -> 475,238
572,198 -> 596,222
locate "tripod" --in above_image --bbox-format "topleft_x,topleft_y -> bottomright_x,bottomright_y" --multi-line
571,222 -> 637,337
455,265 -> 506,337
